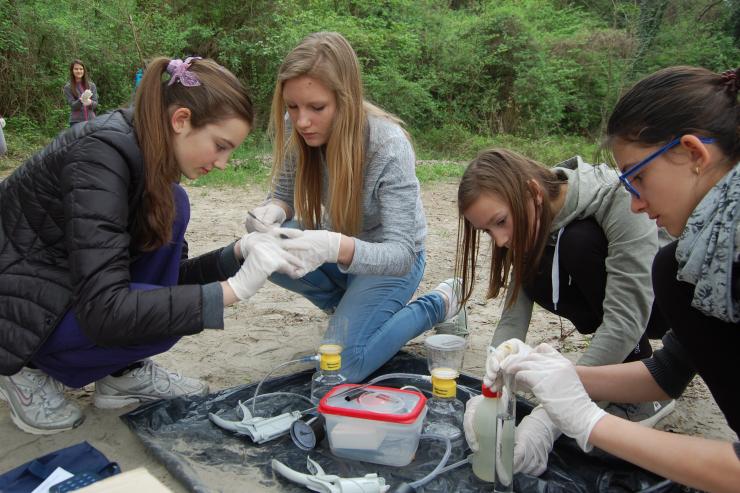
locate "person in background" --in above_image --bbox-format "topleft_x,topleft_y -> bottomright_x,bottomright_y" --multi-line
0,116 -> 6,156
63,59 -> 98,126
490,66 -> 740,492
0,56 -> 300,435
245,32 -> 466,383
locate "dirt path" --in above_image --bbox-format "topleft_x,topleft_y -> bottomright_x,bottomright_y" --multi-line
0,181 -> 733,491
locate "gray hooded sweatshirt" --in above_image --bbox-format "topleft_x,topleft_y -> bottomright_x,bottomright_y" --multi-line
492,156 -> 660,366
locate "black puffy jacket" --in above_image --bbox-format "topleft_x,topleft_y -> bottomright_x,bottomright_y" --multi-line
0,110 -> 224,375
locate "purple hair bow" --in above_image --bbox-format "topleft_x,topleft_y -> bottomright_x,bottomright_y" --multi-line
167,56 -> 202,87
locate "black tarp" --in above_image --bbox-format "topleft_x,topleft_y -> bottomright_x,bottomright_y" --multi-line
122,351 -> 693,492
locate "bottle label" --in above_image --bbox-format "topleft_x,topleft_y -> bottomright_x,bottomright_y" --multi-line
320,352 -> 341,371
431,375 -> 457,398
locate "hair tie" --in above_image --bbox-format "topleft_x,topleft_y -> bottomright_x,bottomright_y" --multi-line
167,56 -> 202,87
720,68 -> 739,96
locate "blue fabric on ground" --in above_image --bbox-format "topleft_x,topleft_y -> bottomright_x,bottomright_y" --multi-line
0,441 -> 117,492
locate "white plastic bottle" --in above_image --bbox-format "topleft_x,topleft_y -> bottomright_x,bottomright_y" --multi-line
470,384 -> 499,482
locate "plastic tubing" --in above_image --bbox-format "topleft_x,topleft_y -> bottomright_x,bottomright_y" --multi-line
368,372 -> 431,384
439,457 -> 470,475
408,433 -> 452,489
251,355 -> 318,416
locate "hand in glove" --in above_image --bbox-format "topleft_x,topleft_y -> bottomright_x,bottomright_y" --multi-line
244,202 -> 287,233
514,405 -> 561,476
0,117 -> 5,128
485,338 -> 532,392
80,89 -> 93,106
281,229 -> 342,276
502,343 -> 606,452
464,394 -> 558,476
236,229 -> 301,261
227,233 -> 303,301
463,394 -> 484,452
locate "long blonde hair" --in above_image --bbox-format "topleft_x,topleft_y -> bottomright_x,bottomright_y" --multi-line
269,31 -> 404,235
134,57 -> 254,250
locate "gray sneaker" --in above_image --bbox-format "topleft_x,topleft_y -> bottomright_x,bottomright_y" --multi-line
0,367 -> 84,435
605,399 -> 676,427
434,306 -> 469,338
94,359 -> 209,409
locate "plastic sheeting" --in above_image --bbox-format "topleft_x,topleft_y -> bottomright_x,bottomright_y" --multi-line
122,351 -> 691,493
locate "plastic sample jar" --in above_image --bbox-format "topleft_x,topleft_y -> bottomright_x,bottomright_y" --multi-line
318,384 -> 427,466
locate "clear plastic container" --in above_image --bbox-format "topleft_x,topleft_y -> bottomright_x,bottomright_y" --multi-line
318,384 -> 427,466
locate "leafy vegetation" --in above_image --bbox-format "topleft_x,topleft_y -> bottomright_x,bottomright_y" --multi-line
0,0 -> 737,183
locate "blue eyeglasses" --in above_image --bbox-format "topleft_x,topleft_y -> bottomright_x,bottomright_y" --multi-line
618,136 -> 716,198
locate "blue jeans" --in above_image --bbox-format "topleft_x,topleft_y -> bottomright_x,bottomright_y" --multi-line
31,185 -> 190,388
270,244 -> 446,382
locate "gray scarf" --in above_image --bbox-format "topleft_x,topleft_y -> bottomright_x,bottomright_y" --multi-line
676,163 -> 740,323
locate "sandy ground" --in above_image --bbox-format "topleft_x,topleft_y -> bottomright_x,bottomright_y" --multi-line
0,180 -> 734,492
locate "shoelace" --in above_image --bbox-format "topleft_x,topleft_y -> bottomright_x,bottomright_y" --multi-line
22,372 -> 67,413
130,360 -> 181,395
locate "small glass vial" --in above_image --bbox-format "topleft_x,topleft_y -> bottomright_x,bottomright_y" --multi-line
494,373 -> 515,492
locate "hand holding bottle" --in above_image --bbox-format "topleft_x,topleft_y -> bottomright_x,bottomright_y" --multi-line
502,343 -> 606,452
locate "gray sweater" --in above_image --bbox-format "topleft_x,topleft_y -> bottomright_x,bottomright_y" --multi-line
492,157 -> 660,366
271,115 -> 427,276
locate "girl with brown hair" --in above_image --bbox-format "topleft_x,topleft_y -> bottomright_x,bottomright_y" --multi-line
245,32 -> 460,383
492,66 -> 740,491
459,148 -> 671,475
63,59 -> 98,126
0,57 -> 301,435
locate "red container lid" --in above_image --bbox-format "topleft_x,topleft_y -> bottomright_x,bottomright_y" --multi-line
318,384 -> 427,424
481,384 -> 499,398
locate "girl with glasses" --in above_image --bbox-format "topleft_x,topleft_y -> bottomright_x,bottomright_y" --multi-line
497,66 -> 740,491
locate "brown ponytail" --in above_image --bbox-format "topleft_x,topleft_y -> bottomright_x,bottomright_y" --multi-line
132,57 -> 254,250
607,66 -> 740,164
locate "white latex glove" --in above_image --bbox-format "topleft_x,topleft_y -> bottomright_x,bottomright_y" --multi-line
485,338 -> 532,391
281,229 -> 342,276
244,202 -> 287,233
0,117 -> 5,128
227,234 -> 303,301
502,343 -> 606,452
514,405 -> 561,476
236,229 -> 301,261
463,394 -> 483,452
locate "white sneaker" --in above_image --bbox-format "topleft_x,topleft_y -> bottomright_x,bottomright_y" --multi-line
94,360 -> 209,409
432,278 -> 469,337
0,368 -> 84,434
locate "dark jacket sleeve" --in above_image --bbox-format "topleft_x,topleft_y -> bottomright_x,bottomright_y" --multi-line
89,82 -> 98,112
179,240 -> 241,284
63,83 -> 82,111
62,133 -> 204,346
642,330 -> 697,399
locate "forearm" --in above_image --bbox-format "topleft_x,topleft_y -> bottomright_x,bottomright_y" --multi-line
590,415 -> 740,493
221,281 -> 238,306
338,234 -> 355,266
577,362 -> 670,403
